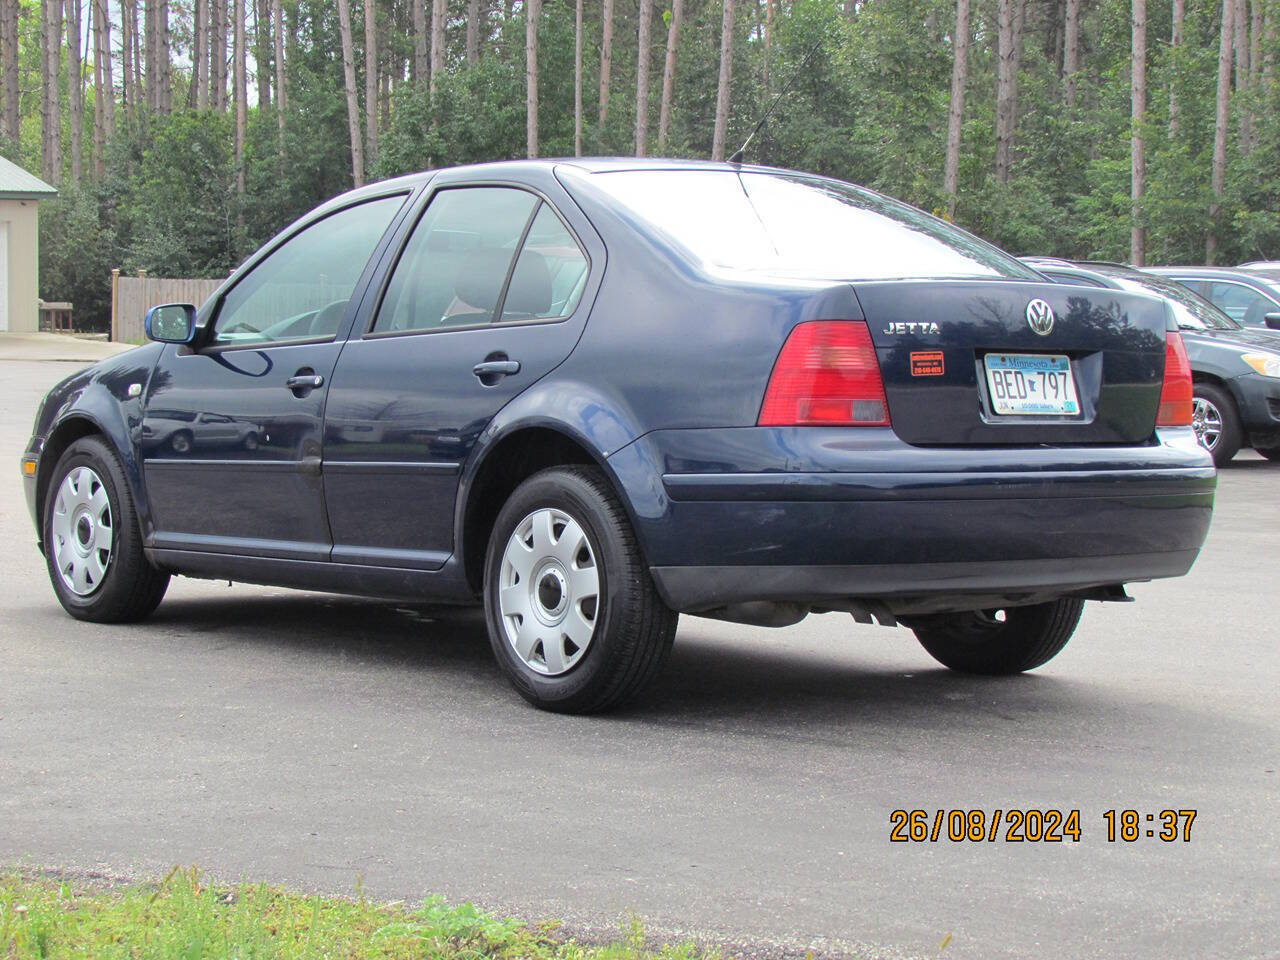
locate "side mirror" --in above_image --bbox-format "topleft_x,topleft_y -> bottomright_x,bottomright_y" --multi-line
1266,313 -> 1280,330
145,303 -> 197,343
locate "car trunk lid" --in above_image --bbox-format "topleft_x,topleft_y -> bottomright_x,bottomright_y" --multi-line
853,280 -> 1169,445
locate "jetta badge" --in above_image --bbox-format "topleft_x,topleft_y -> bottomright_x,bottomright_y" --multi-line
1026,298 -> 1055,336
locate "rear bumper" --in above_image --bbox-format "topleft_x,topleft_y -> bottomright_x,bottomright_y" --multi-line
613,426 -> 1215,613
1229,372 -> 1280,447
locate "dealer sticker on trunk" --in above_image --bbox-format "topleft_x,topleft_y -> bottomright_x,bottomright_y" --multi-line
983,353 -> 1080,416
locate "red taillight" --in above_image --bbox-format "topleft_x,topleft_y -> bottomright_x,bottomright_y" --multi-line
1156,330 -> 1193,427
758,321 -> 890,427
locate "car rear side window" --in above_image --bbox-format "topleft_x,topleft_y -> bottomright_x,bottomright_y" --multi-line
590,170 -> 1039,282
372,187 -> 562,334
500,203 -> 589,322
1208,281 -> 1280,326
210,195 -> 405,347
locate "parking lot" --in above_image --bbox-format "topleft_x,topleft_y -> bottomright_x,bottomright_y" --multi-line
2,356 -> 1276,959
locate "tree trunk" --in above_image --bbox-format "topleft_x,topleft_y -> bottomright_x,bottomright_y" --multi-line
711,0 -> 734,161
1063,0 -> 1079,106
763,0 -> 774,91
1168,0 -> 1183,136
337,0 -> 365,185
995,0 -> 1018,182
66,0 -> 84,184
1249,0 -> 1262,85
120,0 -> 136,119
273,0 -> 286,138
574,0 -> 582,155
635,0 -> 653,155
413,0 -> 427,83
193,0 -> 207,108
943,0 -> 970,216
657,0 -> 683,151
526,0 -> 539,157
158,0 -> 170,112
598,0 -> 613,125
43,0 -> 62,185
1130,0 -> 1146,266
90,0 -> 102,172
467,0 -> 480,63
3,0 -> 19,143
212,0 -> 227,110
1264,0 -> 1275,88
234,0 -> 246,204
1233,0 -> 1248,86
143,0 -> 154,111
255,0 -> 270,109
365,0 -> 378,168
1207,0 -> 1233,263
430,0 -> 445,90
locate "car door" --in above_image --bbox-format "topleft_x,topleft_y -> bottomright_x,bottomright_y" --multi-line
321,181 -> 595,569
1205,280 -> 1280,327
141,192 -> 409,560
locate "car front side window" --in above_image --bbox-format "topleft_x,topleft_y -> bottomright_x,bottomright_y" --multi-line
210,194 -> 406,348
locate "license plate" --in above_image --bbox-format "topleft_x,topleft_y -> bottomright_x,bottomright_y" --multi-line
983,353 -> 1080,416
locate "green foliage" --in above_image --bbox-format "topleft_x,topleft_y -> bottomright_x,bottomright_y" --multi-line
0,869 -> 723,960
8,0 -> 1280,332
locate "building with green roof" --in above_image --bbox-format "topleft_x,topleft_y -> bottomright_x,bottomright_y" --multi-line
0,155 -> 58,333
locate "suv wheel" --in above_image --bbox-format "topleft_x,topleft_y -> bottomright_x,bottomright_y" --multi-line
1191,383 -> 1242,466
909,598 -> 1085,675
44,436 -> 170,622
483,465 -> 677,713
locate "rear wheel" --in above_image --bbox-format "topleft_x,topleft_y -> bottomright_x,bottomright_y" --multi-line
1256,445 -> 1280,462
43,436 -> 170,623
483,465 -> 677,714
1191,382 -> 1242,466
910,599 -> 1085,675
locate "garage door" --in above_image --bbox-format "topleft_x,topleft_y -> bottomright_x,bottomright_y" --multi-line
0,221 -> 8,332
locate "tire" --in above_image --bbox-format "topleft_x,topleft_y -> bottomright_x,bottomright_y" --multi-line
1192,382 -> 1242,467
1257,446 -> 1280,462
483,465 -> 677,714
910,598 -> 1085,675
169,430 -> 193,455
43,436 -> 170,623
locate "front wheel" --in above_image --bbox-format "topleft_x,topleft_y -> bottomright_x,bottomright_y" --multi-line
43,436 -> 170,622
909,599 -> 1085,675
483,465 -> 677,714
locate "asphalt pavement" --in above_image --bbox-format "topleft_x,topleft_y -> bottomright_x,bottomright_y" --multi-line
2,356 -> 1276,959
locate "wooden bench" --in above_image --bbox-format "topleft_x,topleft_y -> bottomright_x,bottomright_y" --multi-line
38,301 -> 74,333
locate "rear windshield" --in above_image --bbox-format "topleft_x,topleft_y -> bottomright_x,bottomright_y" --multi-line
591,169 -> 1039,282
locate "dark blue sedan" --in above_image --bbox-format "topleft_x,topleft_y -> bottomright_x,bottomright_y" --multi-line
22,160 -> 1215,712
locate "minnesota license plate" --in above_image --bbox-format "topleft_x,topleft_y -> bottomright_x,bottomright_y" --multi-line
983,353 -> 1080,416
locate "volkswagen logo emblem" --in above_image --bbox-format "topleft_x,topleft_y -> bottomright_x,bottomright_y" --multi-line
1026,298 -> 1055,336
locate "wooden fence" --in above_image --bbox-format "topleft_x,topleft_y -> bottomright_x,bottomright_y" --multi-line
111,271 -> 225,342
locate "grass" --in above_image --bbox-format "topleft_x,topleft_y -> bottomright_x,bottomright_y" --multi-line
0,868 -> 723,960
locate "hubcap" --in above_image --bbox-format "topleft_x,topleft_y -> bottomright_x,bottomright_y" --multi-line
50,465 -> 113,597
1191,397 -> 1222,451
498,507 -> 600,676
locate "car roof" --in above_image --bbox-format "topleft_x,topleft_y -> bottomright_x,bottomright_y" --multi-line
1145,265 -> 1263,278
1020,259 -> 1124,288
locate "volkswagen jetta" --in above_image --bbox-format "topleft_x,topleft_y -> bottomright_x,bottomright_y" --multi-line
22,159 -> 1215,713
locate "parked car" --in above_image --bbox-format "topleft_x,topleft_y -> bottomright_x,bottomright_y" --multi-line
1145,266 -> 1280,330
1239,261 -> 1280,270
1026,259 -> 1280,465
23,160 -> 1215,713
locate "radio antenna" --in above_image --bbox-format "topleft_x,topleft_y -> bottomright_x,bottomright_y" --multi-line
727,35 -> 828,165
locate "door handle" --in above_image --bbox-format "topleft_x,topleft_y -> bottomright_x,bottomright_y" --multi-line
472,360 -> 520,378
286,373 -> 324,390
